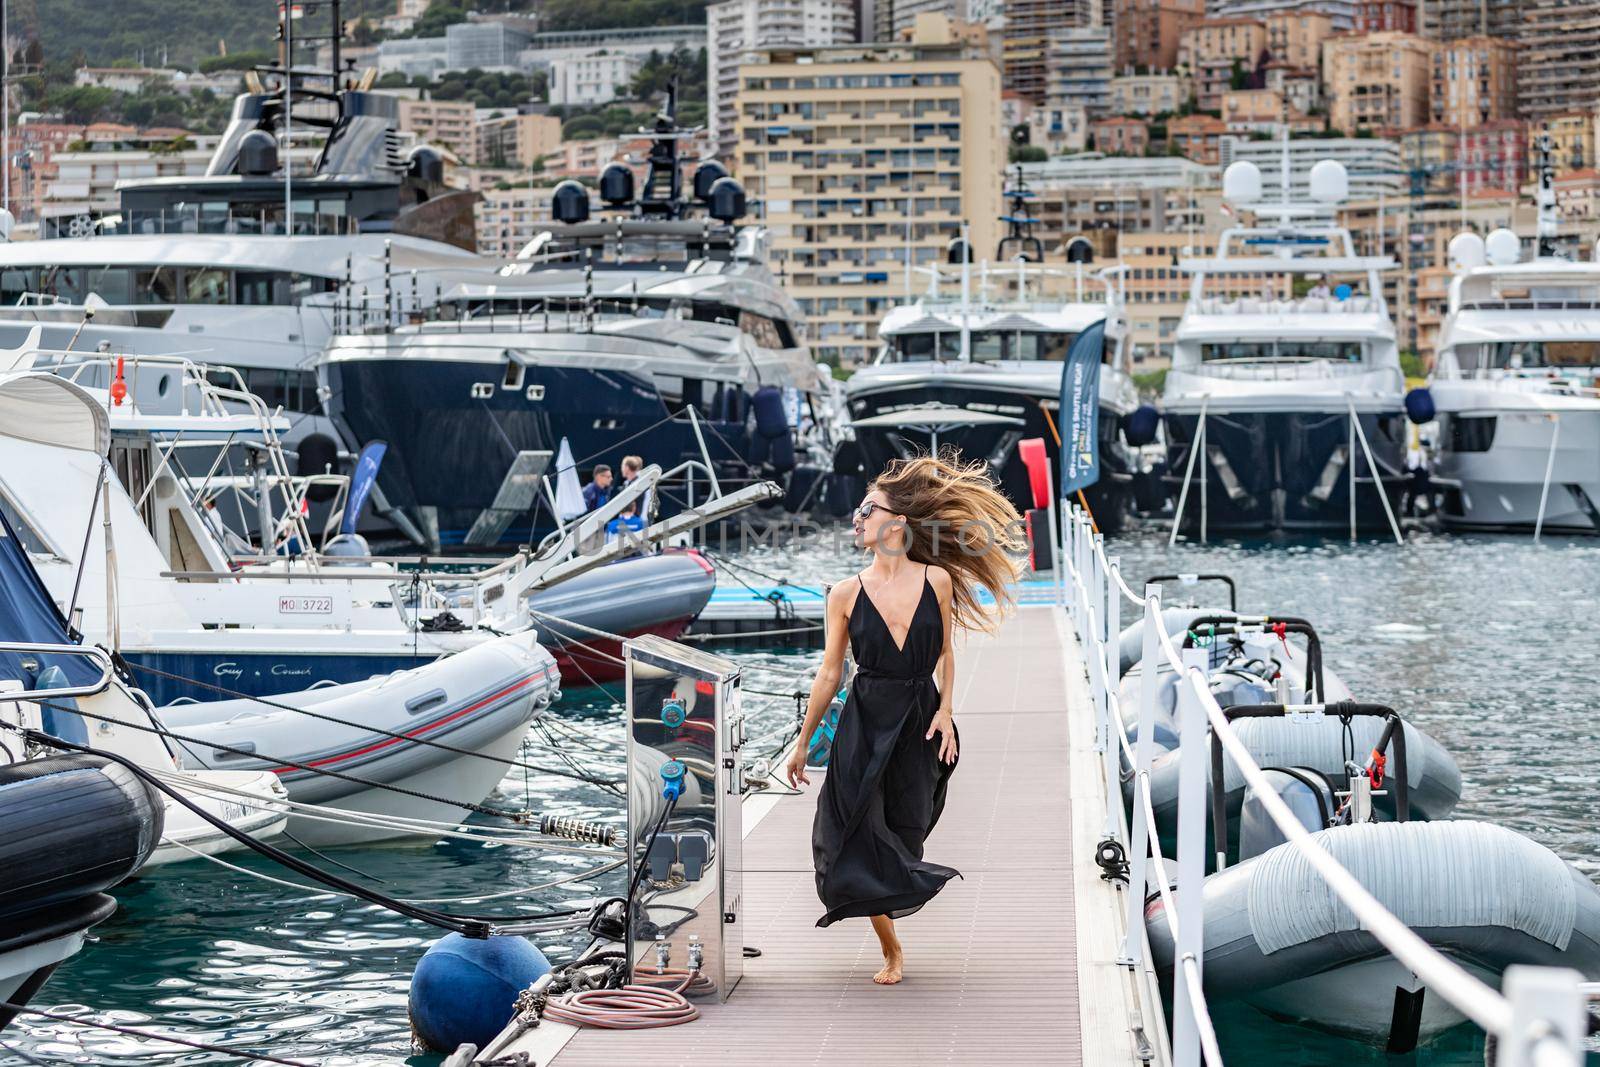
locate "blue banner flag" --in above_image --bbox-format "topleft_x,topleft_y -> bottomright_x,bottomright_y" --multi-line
1058,320 -> 1104,495
340,440 -> 387,536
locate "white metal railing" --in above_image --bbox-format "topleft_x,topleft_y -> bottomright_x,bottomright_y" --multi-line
1054,502 -> 1586,1067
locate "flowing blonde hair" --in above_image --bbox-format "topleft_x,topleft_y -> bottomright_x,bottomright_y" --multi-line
870,450 -> 1025,632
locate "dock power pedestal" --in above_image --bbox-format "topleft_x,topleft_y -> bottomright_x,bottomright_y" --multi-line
623,634 -> 745,1002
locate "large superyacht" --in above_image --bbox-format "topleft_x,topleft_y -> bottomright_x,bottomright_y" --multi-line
0,17 -> 482,457
1161,155 -> 1408,535
1426,139 -> 1600,533
318,91 -> 828,550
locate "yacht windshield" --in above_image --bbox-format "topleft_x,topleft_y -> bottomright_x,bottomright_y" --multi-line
888,330 -> 1077,362
1201,340 -> 1365,362
1458,340 -> 1600,371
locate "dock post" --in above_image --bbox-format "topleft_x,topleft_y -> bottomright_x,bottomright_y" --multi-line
1092,533 -> 1108,752
1171,673 -> 1210,1067
1119,584 -> 1162,966
1101,555 -> 1123,837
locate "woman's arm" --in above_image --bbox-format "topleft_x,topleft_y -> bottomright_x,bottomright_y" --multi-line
926,567 -> 958,764
786,580 -> 855,787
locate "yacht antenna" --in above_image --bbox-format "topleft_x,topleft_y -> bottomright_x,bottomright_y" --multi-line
1535,130 -> 1559,258
281,1 -> 294,231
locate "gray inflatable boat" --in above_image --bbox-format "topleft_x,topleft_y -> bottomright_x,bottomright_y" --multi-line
1146,820 -> 1600,1050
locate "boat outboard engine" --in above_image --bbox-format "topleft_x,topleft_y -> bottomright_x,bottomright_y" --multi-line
1238,767 -> 1335,861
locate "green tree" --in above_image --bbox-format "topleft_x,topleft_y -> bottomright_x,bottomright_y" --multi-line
1009,144 -> 1047,163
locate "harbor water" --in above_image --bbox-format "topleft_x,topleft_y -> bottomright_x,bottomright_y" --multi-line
6,521 -> 1600,1065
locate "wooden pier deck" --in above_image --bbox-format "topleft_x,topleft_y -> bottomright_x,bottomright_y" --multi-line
518,606 -> 1165,1066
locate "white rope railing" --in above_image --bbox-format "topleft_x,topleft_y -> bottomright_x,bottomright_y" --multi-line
1054,502 -> 1584,1067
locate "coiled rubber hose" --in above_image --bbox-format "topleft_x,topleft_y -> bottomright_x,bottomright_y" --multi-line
542,972 -> 700,1030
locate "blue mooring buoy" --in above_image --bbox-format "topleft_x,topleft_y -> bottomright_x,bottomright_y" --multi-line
408,933 -> 552,1053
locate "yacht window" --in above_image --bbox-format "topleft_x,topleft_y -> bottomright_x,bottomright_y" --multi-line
185,267 -> 230,305
82,267 -> 133,305
136,267 -> 179,304
235,271 -> 283,306
0,267 -> 39,304
41,267 -> 88,304
737,310 -> 785,349
1482,340 -> 1600,370
0,485 -> 57,556
1201,340 -> 1365,362
891,332 -> 939,361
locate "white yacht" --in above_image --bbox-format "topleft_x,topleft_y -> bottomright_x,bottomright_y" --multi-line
1162,156 -> 1407,535
841,171 -> 1143,530
0,50 -> 482,462
1428,149 -> 1600,533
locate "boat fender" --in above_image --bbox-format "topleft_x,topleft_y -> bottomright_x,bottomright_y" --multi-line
751,386 -> 787,439
295,433 -> 341,502
1404,388 -> 1435,425
408,932 -> 552,1053
1122,404 -> 1160,448
768,429 -> 796,472
34,665 -> 90,746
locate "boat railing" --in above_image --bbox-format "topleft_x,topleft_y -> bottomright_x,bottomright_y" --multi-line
1175,359 -> 1406,392
15,349 -> 321,570
1056,503 -> 1587,1067
1459,298 -> 1600,312
1185,295 -> 1383,316
0,642 -> 115,699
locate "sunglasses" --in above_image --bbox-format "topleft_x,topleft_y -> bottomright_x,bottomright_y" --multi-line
854,501 -> 889,522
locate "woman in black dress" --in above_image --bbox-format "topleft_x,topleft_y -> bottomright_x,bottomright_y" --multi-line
786,453 -> 1023,985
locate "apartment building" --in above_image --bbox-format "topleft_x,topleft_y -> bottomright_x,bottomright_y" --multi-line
1322,31 -> 1432,133
547,52 -> 643,106
1002,0 -> 1094,106
398,98 -> 479,162
1429,36 -> 1518,128
1263,10 -> 1334,68
1534,112 -> 1597,173
1109,74 -> 1186,116
1169,113 -> 1228,163
1113,0 -> 1204,73
1090,116 -> 1150,156
1357,0 -> 1416,30
1178,19 -> 1267,113
708,0 -> 855,164
474,112 -> 563,169
1417,0 -> 1520,40
1045,26 -> 1114,118
733,16 -> 1004,367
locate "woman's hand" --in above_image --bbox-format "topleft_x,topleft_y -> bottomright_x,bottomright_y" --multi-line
926,708 -> 957,765
785,742 -> 811,789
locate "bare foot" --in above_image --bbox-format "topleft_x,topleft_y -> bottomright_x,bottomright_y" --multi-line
872,945 -> 903,985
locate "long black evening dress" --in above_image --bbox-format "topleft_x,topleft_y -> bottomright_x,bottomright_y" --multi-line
812,567 -> 960,927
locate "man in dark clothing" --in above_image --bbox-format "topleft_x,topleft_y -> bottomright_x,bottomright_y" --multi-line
582,464 -> 613,512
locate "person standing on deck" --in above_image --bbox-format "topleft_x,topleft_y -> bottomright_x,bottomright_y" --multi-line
786,452 -> 1023,984
581,464 -> 613,512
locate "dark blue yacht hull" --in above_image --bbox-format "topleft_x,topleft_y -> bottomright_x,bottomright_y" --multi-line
323,357 -> 784,548
843,383 -> 1136,534
1161,408 -> 1407,534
